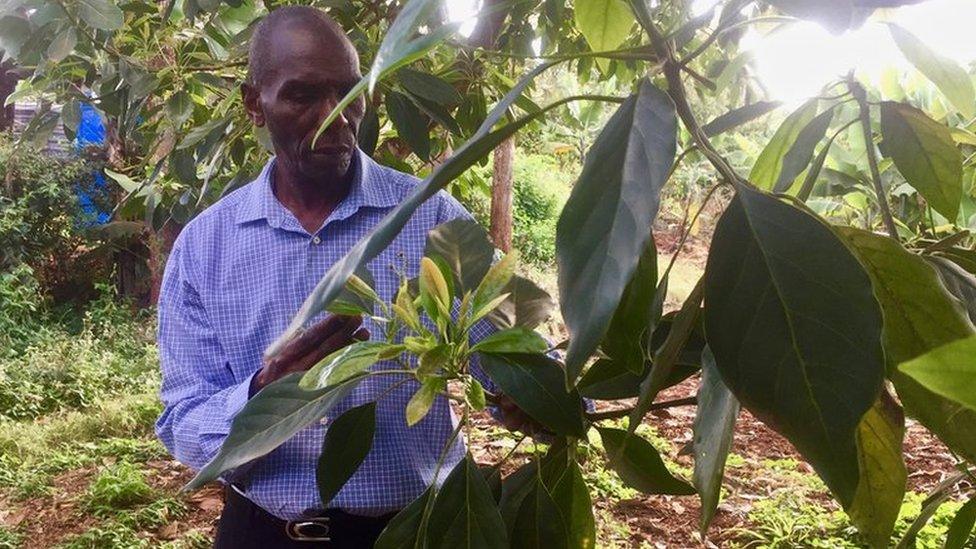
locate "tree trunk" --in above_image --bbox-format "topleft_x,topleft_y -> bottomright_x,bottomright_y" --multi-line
489,135 -> 515,252
470,0 -> 515,252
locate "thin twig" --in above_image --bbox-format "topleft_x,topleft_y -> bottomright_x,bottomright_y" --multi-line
849,78 -> 898,239
586,396 -> 698,422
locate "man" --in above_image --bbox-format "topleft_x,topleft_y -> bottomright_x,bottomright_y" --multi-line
155,6 -> 536,548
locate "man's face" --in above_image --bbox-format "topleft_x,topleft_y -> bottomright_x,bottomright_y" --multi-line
243,22 -> 365,184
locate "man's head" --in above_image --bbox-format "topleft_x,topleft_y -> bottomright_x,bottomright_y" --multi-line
242,7 -> 365,185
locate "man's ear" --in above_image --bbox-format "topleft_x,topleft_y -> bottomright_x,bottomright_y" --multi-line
241,83 -> 265,127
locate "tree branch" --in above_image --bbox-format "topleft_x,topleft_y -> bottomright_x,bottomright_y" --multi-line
586,396 -> 698,422
849,78 -> 899,239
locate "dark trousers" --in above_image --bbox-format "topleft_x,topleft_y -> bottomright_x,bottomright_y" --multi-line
214,487 -> 396,548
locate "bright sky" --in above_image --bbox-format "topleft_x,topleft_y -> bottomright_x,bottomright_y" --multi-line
445,0 -> 976,106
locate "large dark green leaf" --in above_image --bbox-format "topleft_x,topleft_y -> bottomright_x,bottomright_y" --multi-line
185,373 -> 362,491
888,24 -> 976,119
486,275 -> 555,331
928,255 -> 976,325
945,497 -> 976,549
471,328 -> 549,354
899,335 -> 976,412
46,27 -> 76,62
426,454 -> 508,548
598,428 -> 695,495
837,227 -> 976,464
398,68 -> 462,106
880,101 -> 963,221
601,237 -> 658,374
766,0 -> 872,33
549,459 -> 596,549
750,99 -> 818,190
316,402 -> 376,506
479,353 -> 587,438
773,108 -> 834,193
268,60 -> 585,357
848,392 -> 906,549
511,478 -> 568,549
299,341 -> 394,390
375,488 -> 432,549
425,219 -> 495,293
693,346 -> 740,536
704,183 -> 885,507
499,461 -> 538,533
77,0 -> 124,30
703,101 -> 782,137
557,82 -> 676,384
166,91 -> 194,128
386,90 -> 431,161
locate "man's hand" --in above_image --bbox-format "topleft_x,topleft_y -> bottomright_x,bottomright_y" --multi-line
253,315 -> 368,392
495,394 -> 548,437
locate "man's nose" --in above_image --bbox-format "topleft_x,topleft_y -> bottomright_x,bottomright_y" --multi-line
317,94 -> 350,132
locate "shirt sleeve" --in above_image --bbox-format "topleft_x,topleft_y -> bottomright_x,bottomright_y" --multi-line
154,234 -> 255,473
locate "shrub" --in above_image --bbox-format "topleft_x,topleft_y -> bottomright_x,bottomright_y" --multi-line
0,133 -> 111,303
84,462 -> 155,514
512,153 -> 571,265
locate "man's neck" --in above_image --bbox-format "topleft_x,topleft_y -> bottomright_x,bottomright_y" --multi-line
271,160 -> 355,234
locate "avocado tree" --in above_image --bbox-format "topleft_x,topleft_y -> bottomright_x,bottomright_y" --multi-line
8,0 -> 976,546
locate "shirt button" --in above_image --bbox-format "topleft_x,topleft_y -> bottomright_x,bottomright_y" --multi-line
312,235 -> 322,245
319,416 -> 329,426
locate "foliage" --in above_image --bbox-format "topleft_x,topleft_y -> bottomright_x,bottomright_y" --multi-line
84,461 -> 156,515
512,153 -> 570,265
0,286 -> 157,421
13,0 -> 976,546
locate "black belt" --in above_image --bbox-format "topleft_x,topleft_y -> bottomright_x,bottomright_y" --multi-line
216,486 -> 398,548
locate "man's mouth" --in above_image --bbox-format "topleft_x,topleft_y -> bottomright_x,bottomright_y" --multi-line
310,144 -> 351,155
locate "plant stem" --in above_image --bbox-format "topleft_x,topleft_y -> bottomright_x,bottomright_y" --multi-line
586,396 -> 697,422
849,79 -> 899,239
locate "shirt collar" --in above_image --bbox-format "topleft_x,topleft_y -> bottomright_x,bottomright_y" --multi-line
235,148 -> 399,228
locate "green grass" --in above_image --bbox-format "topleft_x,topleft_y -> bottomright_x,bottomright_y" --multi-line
84,462 -> 156,515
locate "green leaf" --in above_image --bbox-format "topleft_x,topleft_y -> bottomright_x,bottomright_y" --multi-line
766,0 -> 867,33
557,82 -> 676,385
632,280 -> 703,434
888,24 -> 976,120
899,335 -> 976,412
471,327 -> 548,354
499,461 -> 538,533
836,228 -> 974,369
693,346 -> 740,536
880,101 -> 962,221
426,454 -> 509,548
61,99 -> 81,133
486,276 -> 555,331
184,373 -> 361,491
601,237 -> 658,374
928,256 -> 976,325
472,251 -> 517,319
375,488 -> 432,549
398,68 -> 461,106
425,219 -> 495,293
299,341 -> 394,390
406,377 -> 445,426
46,27 -> 76,62
750,99 -> 818,190
512,478 -> 568,549
945,497 -> 976,549
420,256 -> 452,321
702,101 -> 782,137
104,169 -> 140,193
597,428 -> 695,495
549,460 -> 596,549
796,122 -> 845,201
773,108 -> 834,193
573,0 -> 634,72
316,402 -> 376,506
0,16 -> 30,58
178,116 -> 231,150
479,353 -> 587,438
386,90 -> 431,161
77,0 -> 124,30
268,60 -> 577,358
847,392 -> 906,549
703,183 -> 885,507
466,379 -> 486,411
841,230 -> 976,464
166,91 -> 194,128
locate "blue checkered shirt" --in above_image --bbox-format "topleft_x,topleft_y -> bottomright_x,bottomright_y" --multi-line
155,150 -> 495,520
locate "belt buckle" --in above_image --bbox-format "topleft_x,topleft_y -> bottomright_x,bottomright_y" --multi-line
286,517 -> 331,542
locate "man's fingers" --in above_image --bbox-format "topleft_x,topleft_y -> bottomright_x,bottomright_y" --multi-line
288,317 -> 363,372
268,314 -> 356,367
352,328 -> 370,341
